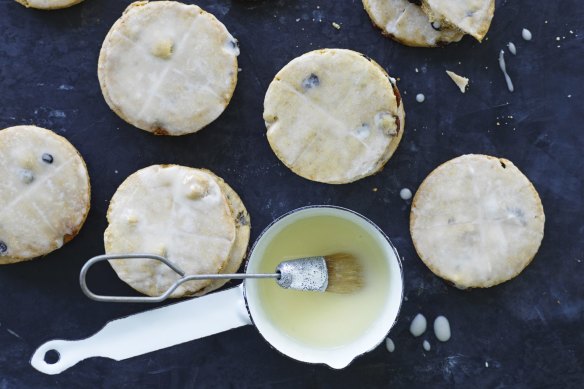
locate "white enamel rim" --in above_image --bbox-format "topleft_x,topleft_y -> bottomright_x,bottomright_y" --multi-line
243,205 -> 404,369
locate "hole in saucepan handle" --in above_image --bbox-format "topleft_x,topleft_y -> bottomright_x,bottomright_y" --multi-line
44,349 -> 60,364
31,340 -> 73,374
32,338 -> 99,375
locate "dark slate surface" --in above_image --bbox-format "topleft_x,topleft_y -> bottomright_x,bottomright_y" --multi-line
0,0 -> 582,387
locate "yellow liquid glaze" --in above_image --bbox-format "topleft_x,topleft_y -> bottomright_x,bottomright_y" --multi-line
256,215 -> 390,349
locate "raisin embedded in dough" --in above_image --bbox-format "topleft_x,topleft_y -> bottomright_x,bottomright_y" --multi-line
42,153 -> 54,164
302,74 -> 320,90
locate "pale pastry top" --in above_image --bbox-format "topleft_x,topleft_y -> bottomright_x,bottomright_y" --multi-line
422,0 -> 495,41
446,70 -> 469,93
14,0 -> 83,10
410,155 -> 545,288
0,126 -> 90,263
363,0 -> 463,47
98,1 -> 239,135
105,165 -> 236,297
264,49 -> 405,184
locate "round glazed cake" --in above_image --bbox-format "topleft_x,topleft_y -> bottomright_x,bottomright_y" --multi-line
98,1 -> 239,135
264,48 -> 405,184
105,165 -> 250,298
410,154 -> 545,288
0,125 -> 91,264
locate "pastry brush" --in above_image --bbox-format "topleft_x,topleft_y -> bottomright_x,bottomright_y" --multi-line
80,252 -> 364,303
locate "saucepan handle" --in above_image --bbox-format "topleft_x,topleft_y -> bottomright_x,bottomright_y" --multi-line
31,284 -> 251,375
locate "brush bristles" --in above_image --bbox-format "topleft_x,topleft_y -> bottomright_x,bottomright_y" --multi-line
324,253 -> 364,294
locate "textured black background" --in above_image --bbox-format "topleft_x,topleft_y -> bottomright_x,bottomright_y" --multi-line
0,0 -> 582,387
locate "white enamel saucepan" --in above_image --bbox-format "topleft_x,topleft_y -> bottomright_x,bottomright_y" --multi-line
31,206 -> 404,374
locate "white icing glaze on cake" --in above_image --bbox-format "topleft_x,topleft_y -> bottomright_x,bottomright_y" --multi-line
98,1 -> 239,135
0,126 -> 90,263
410,155 -> 545,288
363,0 -> 463,47
105,165 -> 236,297
14,0 -> 83,10
422,0 -> 495,42
264,49 -> 405,184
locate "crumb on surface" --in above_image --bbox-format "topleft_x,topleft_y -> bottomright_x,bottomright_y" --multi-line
446,70 -> 469,93
332,22 -> 341,30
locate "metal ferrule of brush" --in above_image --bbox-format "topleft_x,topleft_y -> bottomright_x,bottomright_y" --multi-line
275,256 -> 329,292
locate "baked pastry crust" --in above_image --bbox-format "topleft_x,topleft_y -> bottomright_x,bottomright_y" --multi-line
363,0 -> 463,47
0,125 -> 90,264
105,165 -> 238,297
98,1 -> 239,135
421,0 -> 495,42
264,49 -> 405,184
410,154 -> 545,288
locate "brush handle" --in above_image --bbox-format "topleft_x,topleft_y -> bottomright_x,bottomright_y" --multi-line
79,253 -> 279,303
31,285 -> 251,375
